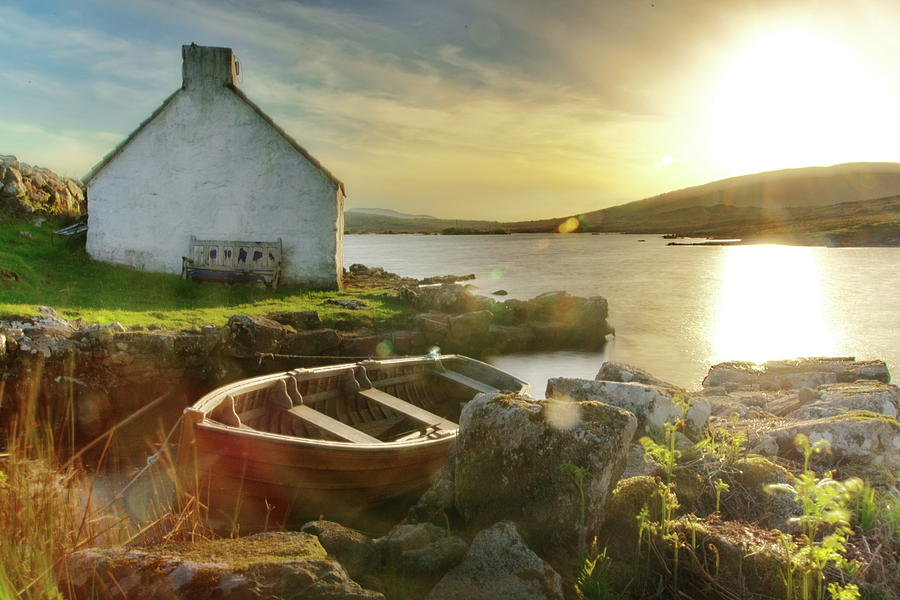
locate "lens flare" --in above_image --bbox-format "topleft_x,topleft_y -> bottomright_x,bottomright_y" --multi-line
375,340 -> 393,357
558,217 -> 580,233
544,396 -> 582,430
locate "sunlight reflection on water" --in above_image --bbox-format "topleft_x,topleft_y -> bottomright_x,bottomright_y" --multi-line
712,245 -> 837,364
345,234 -> 898,390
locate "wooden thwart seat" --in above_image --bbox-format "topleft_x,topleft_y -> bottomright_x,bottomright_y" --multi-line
287,404 -> 382,444
433,369 -> 499,394
359,388 -> 457,431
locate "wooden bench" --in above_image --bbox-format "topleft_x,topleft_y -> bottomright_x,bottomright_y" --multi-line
51,214 -> 88,244
182,236 -> 282,290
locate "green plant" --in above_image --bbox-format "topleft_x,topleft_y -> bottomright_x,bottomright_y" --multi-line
765,434 -> 861,600
828,583 -> 861,600
577,547 -> 620,600
850,482 -> 879,532
561,460 -> 592,557
713,479 -> 730,514
695,416 -> 748,465
638,422 -> 682,482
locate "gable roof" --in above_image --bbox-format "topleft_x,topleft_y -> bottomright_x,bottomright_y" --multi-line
226,85 -> 345,196
82,85 -> 346,197
81,89 -> 182,185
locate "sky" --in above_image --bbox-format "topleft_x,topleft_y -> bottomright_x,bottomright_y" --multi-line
2,0 -> 900,220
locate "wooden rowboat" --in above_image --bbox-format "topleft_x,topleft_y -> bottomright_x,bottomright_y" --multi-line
178,355 -> 529,530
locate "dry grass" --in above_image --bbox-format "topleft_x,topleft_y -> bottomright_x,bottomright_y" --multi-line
0,371 -> 215,599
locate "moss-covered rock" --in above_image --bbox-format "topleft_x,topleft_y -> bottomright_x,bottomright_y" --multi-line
752,410 -> 900,470
728,457 -> 800,531
453,393 -> 637,558
787,380 -> 899,420
598,476 -> 662,560
426,521 -> 563,600
636,517 -> 789,600
300,520 -> 379,582
63,531 -> 383,599
545,378 -> 709,440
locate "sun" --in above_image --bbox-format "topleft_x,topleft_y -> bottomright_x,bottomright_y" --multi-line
704,28 -> 897,174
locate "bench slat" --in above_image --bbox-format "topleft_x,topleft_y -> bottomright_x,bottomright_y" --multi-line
286,404 -> 382,444
433,369 -> 499,394
183,237 -> 282,289
359,388 -> 457,431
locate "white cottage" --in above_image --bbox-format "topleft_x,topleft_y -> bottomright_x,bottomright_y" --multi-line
84,44 -> 345,289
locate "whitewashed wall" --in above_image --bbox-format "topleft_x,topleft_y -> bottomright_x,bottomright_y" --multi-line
86,81 -> 342,288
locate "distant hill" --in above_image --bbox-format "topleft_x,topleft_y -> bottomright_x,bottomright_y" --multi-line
507,162 -> 900,233
348,208 -> 437,219
345,211 -> 506,234
344,162 -> 900,245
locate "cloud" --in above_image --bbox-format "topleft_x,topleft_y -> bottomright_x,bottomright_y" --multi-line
0,120 -> 122,178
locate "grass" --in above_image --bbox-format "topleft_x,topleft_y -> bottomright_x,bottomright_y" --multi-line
0,369 -> 215,599
0,219 -> 410,329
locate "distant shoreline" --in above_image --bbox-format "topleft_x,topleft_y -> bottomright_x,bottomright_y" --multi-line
345,230 -> 900,248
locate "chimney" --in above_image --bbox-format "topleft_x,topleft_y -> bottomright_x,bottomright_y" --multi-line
182,43 -> 237,89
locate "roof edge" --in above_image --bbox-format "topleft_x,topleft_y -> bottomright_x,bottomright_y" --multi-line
82,88 -> 184,185
225,84 -> 345,197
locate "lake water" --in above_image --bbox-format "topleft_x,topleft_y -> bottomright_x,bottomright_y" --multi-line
344,234 -> 899,396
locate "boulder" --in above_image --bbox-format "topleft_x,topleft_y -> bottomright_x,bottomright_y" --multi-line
453,393 -> 636,556
484,324 -> 535,354
300,520 -> 379,582
268,310 -> 322,330
223,314 -> 295,357
339,332 -> 383,357
401,284 -> 493,314
412,313 -> 450,345
546,378 -> 710,439
63,532 -> 383,600
388,330 -> 427,355
406,465 -> 455,526
752,411 -> 900,470
730,457 -> 800,532
598,476 -> 661,559
786,381 -> 900,420
443,311 -> 493,352
703,357 -> 892,390
426,521 -> 563,600
646,518 -> 788,600
376,522 -> 467,586
281,329 -> 342,356
702,361 -> 764,388
596,361 -> 678,389
621,442 -> 657,478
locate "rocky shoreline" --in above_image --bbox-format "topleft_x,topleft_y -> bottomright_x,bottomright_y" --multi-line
59,356 -> 899,600
0,277 -> 612,442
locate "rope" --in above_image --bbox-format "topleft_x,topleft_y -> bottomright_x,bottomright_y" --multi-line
254,350 -> 441,361
103,413 -> 184,508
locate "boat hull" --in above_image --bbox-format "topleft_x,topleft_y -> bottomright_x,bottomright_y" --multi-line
178,355 -> 527,530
